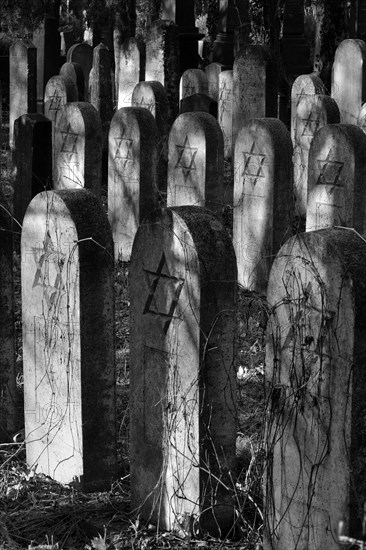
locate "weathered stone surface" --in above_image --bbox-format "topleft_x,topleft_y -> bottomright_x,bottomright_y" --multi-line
233,45 -> 278,143
9,39 -> 37,149
167,112 -> 224,217
357,101 -> 366,132
306,124 -> 366,234
293,94 -> 340,216
130,206 -> 237,535
108,107 -> 159,261
264,227 -> 366,549
290,73 -> 325,145
331,39 -> 366,124
22,189 -> 117,489
233,118 -> 293,293
0,190 -> 17,442
13,114 -> 52,223
205,62 -> 230,103
180,93 -> 217,117
59,61 -> 85,101
89,43 -> 113,124
115,38 -> 141,109
131,81 -> 169,195
179,68 -> 208,100
54,102 -> 102,196
218,70 -> 234,159
66,42 -> 93,101
145,20 -> 180,123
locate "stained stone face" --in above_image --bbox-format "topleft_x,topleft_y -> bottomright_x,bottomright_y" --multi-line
218,70 -> 234,159
130,206 -> 237,536
233,45 -> 278,142
331,39 -> 366,124
233,118 -> 293,293
290,73 -> 325,145
205,62 -> 229,102
22,189 -> 116,489
54,102 -> 102,196
9,39 -> 37,149
108,107 -> 159,261
167,112 -> 224,216
116,38 -> 141,109
179,68 -> 208,100
264,228 -> 366,549
293,94 -> 340,216
306,124 -> 366,234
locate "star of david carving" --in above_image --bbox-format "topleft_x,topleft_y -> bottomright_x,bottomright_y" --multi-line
137,96 -> 154,113
33,230 -> 66,310
242,142 -> 266,186
60,124 -> 78,158
175,136 -> 198,181
143,253 -> 185,334
114,130 -> 133,166
183,82 -> 195,97
316,149 -> 344,186
296,87 -> 306,106
48,88 -> 63,111
301,115 -> 321,137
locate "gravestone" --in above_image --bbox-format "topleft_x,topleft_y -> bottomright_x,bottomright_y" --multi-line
264,227 -> 366,549
131,81 -> 170,196
331,39 -> 366,124
108,107 -> 159,261
290,73 -> 325,145
357,102 -> 366,132
59,61 -> 85,101
44,74 -> 78,173
167,112 -> 224,217
180,93 -> 217,117
233,118 -> 293,293
306,124 -> 366,234
0,190 -> 17,442
13,114 -> 52,223
9,39 -> 37,149
218,70 -> 234,159
33,17 -> 60,113
179,68 -> 208,100
233,45 -> 278,143
205,62 -> 230,103
66,42 -> 93,101
145,20 -> 180,123
22,189 -> 117,489
54,102 -> 102,196
130,205 -> 237,535
116,38 -> 141,109
293,94 -> 340,216
88,43 -> 113,121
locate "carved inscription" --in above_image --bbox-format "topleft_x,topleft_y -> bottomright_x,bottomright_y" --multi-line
316,149 -> 344,186
175,136 -> 198,181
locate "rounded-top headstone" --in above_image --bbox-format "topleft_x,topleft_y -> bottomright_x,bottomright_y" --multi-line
179,68 -> 208,100
44,74 -> 78,124
218,70 -> 234,159
66,42 -> 93,101
116,37 -> 141,109
60,61 -> 85,101
54,101 -> 102,196
306,123 -> 366,234
291,73 -> 325,144
264,227 -> 366,549
331,39 -> 366,124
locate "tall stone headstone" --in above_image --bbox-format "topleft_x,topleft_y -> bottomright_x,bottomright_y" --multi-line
218,70 -> 234,159
233,45 -> 278,143
130,206 -> 237,536
0,190 -> 17,442
22,189 -> 117,489
66,42 -> 93,102
13,114 -> 52,223
179,68 -> 208,100
115,38 -> 141,109
33,17 -> 61,113
108,107 -> 159,261
293,94 -> 340,217
145,20 -> 180,123
306,124 -> 366,234
167,112 -> 224,217
131,81 -> 170,195
290,73 -> 325,145
331,39 -> 366,124
205,62 -> 230,103
54,102 -> 102,196
9,39 -> 37,149
88,43 -> 113,123
264,227 -> 366,549
233,118 -> 293,293
59,61 -> 85,101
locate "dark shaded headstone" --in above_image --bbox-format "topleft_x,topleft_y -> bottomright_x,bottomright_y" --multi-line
66,42 -> 93,101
